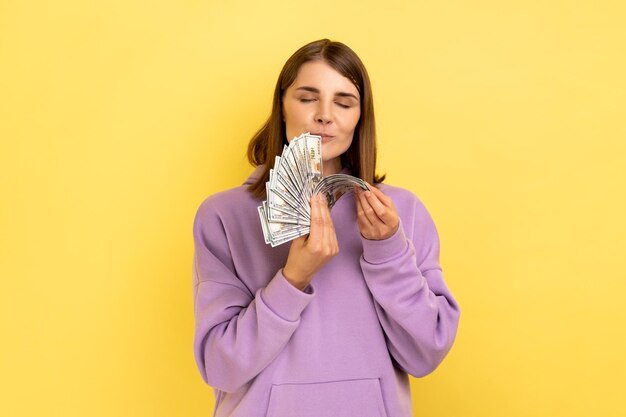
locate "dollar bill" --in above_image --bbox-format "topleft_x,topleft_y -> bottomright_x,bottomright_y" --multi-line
258,132 -> 370,247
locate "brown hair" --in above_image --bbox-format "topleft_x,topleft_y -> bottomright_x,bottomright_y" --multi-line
247,39 -> 385,198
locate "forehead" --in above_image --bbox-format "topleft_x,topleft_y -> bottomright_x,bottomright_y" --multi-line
290,60 -> 360,96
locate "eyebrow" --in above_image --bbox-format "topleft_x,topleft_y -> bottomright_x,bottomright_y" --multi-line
295,86 -> 359,100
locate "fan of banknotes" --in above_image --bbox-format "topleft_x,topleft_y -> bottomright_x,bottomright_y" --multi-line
258,132 -> 370,247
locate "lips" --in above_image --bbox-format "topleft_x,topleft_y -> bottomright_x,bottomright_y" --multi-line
310,132 -> 335,140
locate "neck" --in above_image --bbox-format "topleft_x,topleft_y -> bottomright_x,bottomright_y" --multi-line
322,157 -> 342,176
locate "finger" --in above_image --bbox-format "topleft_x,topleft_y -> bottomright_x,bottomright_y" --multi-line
358,188 -> 380,225
363,189 -> 390,221
368,184 -> 394,207
355,190 -> 373,228
366,186 -> 400,225
319,196 -> 337,253
308,194 -> 324,244
318,194 -> 331,242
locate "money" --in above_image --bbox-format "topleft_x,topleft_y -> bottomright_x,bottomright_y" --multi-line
258,132 -> 370,247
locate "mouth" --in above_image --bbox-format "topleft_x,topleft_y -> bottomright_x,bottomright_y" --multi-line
310,132 -> 335,140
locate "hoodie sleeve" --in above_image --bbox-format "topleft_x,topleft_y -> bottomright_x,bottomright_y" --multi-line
192,199 -> 314,393
359,195 -> 460,378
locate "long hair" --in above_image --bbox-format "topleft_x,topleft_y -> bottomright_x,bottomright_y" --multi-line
247,39 -> 385,198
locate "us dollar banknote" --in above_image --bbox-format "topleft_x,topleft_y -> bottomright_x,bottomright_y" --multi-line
258,132 -> 370,247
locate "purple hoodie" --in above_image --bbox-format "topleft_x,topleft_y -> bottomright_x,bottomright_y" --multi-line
192,166 -> 460,417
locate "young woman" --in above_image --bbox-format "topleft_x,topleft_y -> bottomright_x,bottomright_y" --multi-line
192,39 -> 460,417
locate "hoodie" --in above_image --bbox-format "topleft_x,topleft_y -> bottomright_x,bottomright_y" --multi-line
192,166 -> 460,417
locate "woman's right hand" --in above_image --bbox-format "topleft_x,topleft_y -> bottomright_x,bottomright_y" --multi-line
283,194 -> 339,291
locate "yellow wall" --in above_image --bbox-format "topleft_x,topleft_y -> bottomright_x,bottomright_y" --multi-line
1,1 -> 625,416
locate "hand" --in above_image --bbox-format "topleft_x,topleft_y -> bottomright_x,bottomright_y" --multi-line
283,194 -> 339,291
355,183 -> 400,240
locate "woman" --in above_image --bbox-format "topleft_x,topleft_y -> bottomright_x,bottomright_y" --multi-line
192,39 -> 460,417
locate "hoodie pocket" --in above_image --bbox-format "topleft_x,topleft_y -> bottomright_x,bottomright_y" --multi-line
266,378 -> 389,417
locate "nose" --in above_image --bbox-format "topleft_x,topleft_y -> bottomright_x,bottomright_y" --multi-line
316,115 -> 331,124
315,101 -> 332,125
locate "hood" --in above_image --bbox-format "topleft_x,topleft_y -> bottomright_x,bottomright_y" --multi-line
243,165 -> 266,186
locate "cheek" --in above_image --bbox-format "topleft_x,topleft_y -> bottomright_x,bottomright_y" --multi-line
284,105 -> 307,130
345,110 -> 361,133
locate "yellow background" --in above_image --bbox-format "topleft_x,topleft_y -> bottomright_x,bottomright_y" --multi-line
1,1 -> 625,416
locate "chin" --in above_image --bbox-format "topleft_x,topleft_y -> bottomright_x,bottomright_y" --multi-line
323,143 -> 350,159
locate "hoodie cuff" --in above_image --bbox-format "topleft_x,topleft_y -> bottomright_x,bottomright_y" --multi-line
361,219 -> 409,265
259,269 -> 315,322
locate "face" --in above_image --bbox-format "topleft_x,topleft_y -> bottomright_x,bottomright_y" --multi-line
282,60 -> 361,174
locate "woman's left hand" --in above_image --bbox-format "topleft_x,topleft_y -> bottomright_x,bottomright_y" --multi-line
355,183 -> 400,240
